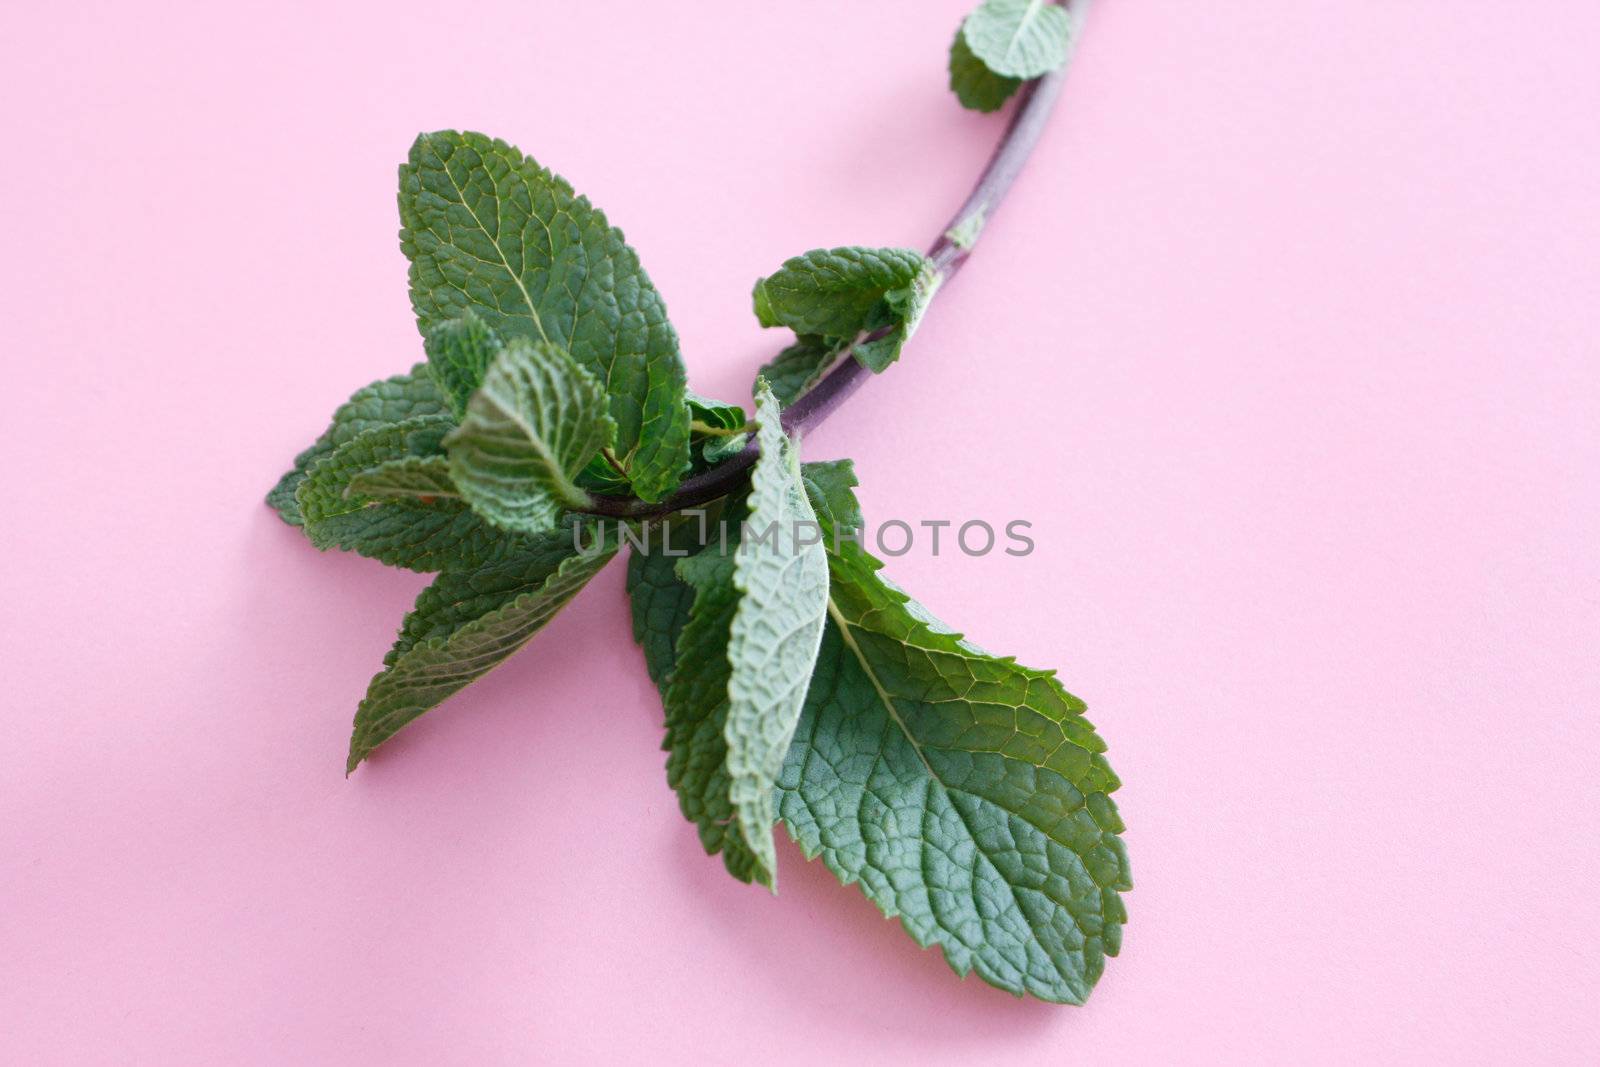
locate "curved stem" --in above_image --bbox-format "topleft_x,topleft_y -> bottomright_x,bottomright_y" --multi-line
584,0 -> 1086,520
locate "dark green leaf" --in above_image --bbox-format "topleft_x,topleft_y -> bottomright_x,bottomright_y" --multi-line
399,130 -> 690,501
266,365 -> 449,526
757,334 -> 844,407
347,521 -> 619,771
949,28 -> 1023,112
424,310 -> 503,417
751,247 -> 938,373
776,477 -> 1130,1003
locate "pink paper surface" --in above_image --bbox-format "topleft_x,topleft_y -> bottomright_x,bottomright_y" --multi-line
4,2 -> 1597,1062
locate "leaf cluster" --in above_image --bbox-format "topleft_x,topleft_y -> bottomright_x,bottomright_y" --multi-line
269,0 -> 1126,1003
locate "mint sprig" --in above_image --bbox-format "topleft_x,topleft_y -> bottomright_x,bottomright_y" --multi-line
268,0 -> 1126,1004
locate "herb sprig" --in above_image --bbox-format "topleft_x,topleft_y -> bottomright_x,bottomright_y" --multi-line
269,0 -> 1128,1004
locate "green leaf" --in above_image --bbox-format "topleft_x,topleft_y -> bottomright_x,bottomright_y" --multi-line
949,28 -> 1023,112
663,532 -> 762,881
757,334 -> 843,407
854,260 -> 942,373
299,501 -> 530,574
266,365 -> 449,526
296,414 -> 520,573
623,464 -> 1128,999
722,381 -> 830,886
298,415 -> 456,532
776,478 -> 1130,1003
658,384 -> 830,887
345,456 -> 459,502
424,310 -> 503,417
686,390 -> 751,467
798,459 -> 862,534
347,521 -> 619,771
686,390 -> 747,432
628,509 -> 721,693
752,246 -> 927,339
399,130 -> 690,501
444,337 -> 615,535
699,431 -> 749,466
751,247 -> 937,374
961,0 -> 1075,80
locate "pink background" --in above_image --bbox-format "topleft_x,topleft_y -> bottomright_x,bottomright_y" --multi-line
4,1 -> 1597,1062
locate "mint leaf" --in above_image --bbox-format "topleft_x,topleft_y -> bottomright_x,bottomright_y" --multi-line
424,310 -> 503,417
686,390 -> 751,467
687,390 -> 747,432
752,246 -> 927,339
628,510 -> 720,693
628,461 -> 847,697
798,458 -> 862,533
665,533 -> 762,881
949,28 -> 1023,112
296,414 -> 523,573
854,260 -> 941,372
347,521 -> 619,771
297,415 -> 456,533
699,432 -> 748,466
624,464 -> 1128,999
776,478 -> 1130,1003
757,334 -> 843,407
345,456 -> 459,502
751,247 -> 936,373
656,384 -> 830,887
961,0 -> 1075,80
444,337 -> 614,535
722,381 -> 830,886
300,501 -> 529,574
399,131 -> 690,501
266,365 -> 449,526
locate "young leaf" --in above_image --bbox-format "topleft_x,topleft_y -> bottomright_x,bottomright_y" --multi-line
752,246 -> 927,339
658,383 -> 830,887
424,310 -> 503,417
854,260 -> 941,372
751,247 -> 937,374
399,130 -> 690,501
686,390 -> 747,433
297,415 -> 456,532
444,337 -> 615,535
776,477 -> 1130,1003
699,432 -> 748,466
686,390 -> 751,467
345,456 -> 459,502
295,414 -> 526,572
948,28 -> 1023,112
757,334 -> 844,408
266,365 -> 450,526
961,0 -> 1075,80
347,521 -> 619,771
